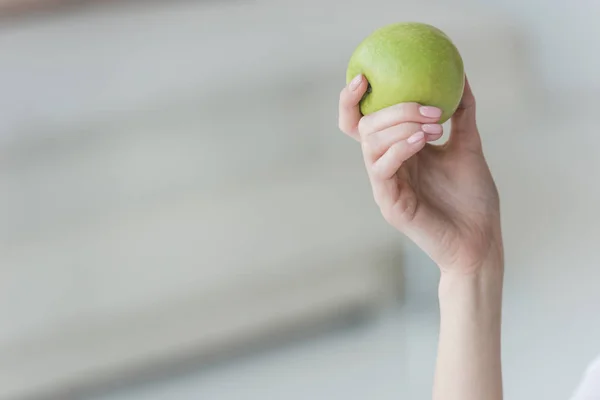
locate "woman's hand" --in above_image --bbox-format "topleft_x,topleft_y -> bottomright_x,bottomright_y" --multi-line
338,74 -> 502,274
340,74 -> 505,400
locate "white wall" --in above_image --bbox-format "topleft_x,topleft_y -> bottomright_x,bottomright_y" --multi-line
478,0 -> 600,93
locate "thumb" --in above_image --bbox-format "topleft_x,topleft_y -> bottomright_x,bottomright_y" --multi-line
448,76 -> 481,151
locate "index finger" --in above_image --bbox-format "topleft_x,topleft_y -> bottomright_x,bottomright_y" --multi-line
338,74 -> 368,141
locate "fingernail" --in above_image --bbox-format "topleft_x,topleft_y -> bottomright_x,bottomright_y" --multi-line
349,74 -> 362,91
422,124 -> 443,134
419,106 -> 442,119
407,131 -> 425,144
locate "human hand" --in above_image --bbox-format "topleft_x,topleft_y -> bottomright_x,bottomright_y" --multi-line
338,74 -> 503,273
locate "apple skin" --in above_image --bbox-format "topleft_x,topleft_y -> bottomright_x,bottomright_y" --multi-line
346,22 -> 465,124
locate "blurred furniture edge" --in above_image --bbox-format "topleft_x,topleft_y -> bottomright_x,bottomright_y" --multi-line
0,1 -> 531,399
2,140 -> 402,398
2,239 -> 401,400
0,0 -> 95,17
0,0 -> 152,17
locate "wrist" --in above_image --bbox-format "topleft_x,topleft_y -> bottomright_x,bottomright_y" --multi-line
439,253 -> 504,283
438,236 -> 504,276
438,258 -> 504,316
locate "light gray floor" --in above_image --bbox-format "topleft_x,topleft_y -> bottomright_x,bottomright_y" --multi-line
89,103 -> 600,400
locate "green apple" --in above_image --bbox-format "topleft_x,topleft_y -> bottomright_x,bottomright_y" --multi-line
346,22 -> 465,124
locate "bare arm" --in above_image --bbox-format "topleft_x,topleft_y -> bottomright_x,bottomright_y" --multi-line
434,263 -> 504,400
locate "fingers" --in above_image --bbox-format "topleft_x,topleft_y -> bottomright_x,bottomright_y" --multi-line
368,131 -> 426,180
362,122 -> 443,162
359,103 -> 444,180
358,103 -> 442,136
338,77 -> 444,146
338,74 -> 369,141
352,100 -> 448,254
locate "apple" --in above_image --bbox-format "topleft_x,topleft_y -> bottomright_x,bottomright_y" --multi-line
346,22 -> 465,124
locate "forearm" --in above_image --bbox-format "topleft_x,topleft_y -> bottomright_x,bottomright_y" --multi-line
433,261 -> 504,400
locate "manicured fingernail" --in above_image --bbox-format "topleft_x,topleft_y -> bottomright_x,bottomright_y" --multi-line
407,131 -> 425,144
349,74 -> 362,91
419,106 -> 442,118
422,124 -> 443,134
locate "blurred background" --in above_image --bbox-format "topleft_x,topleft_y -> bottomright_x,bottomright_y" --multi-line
0,0 -> 599,399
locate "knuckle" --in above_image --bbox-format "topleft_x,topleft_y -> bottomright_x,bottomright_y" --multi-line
339,88 -> 347,102
393,102 -> 410,114
394,102 -> 419,118
370,165 -> 387,181
357,116 -> 370,135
